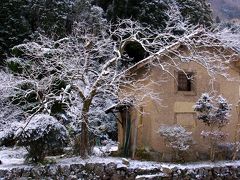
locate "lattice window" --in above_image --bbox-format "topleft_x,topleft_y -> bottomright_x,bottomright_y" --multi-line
177,72 -> 194,91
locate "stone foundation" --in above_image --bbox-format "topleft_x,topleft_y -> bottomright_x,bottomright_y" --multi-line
1,161 -> 240,179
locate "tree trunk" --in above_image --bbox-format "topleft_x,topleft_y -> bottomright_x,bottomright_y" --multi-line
79,114 -> 89,158
79,100 -> 91,158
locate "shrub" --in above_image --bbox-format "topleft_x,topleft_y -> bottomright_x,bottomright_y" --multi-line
194,93 -> 231,161
158,125 -> 193,161
17,114 -> 69,163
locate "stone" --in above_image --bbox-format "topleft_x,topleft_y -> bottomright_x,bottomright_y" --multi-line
67,175 -> 78,180
31,167 -> 42,178
60,165 -> 71,176
48,165 -> 58,176
11,168 -> 23,177
111,174 -> 124,180
162,167 -> 173,175
76,170 -> 88,179
85,162 -> 95,172
22,167 -> 32,177
0,169 -> 9,177
94,163 -> 105,177
70,163 -> 84,173
185,169 -> 196,178
102,174 -> 111,180
122,158 -> 130,166
105,162 -> 117,175
116,164 -> 127,171
213,167 -> 221,176
197,168 -> 205,178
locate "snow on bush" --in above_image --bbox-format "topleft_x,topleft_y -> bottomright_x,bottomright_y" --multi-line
158,125 -> 193,151
17,114 -> 69,162
194,93 -> 231,127
194,93 -> 231,161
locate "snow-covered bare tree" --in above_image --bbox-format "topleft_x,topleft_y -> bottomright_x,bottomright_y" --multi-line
194,93 -> 231,161
4,5 -> 239,158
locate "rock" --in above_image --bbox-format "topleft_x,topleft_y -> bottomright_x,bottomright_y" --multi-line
0,169 -> 9,178
111,174 -> 124,180
117,164 -> 127,171
70,163 -> 84,173
67,175 -> 78,180
31,167 -> 43,178
162,167 -> 172,175
22,167 -> 32,177
105,162 -> 117,175
197,168 -> 205,178
62,165 -> 71,176
122,158 -> 130,166
76,170 -> 88,179
11,168 -> 23,177
213,167 -> 221,176
94,163 -> 105,177
47,165 -> 58,176
85,162 -> 95,172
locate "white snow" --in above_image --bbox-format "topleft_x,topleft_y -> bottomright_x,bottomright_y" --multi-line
92,144 -> 118,156
136,173 -> 168,179
1,147 -> 240,172
0,147 -> 27,170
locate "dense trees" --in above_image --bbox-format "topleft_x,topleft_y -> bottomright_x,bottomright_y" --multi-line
1,0 -> 214,59
176,0 -> 213,27
93,0 -> 213,28
0,0 -> 74,58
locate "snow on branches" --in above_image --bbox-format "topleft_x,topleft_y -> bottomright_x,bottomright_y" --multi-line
17,114 -> 69,162
194,93 -> 231,127
158,125 -> 193,152
4,13 -> 238,157
194,93 -> 231,161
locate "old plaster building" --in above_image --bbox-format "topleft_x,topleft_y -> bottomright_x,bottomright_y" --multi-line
118,40 -> 240,161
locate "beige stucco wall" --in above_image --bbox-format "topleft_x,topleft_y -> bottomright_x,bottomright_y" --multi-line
118,55 -> 240,158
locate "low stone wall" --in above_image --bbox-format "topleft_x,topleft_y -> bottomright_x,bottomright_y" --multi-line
1,162 -> 240,179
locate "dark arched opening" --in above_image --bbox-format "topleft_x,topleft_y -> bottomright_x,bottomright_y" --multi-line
123,41 -> 149,64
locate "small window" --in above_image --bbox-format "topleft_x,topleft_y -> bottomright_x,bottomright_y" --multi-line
177,72 -> 194,91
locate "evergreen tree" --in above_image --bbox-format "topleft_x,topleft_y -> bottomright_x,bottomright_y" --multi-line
0,0 -> 74,58
93,0 -> 213,28
176,0 -> 213,27
0,0 -> 31,59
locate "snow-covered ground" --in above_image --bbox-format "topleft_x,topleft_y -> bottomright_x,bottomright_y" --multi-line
1,146 -> 240,171
0,147 -> 27,169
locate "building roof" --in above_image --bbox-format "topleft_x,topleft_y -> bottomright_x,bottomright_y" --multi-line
120,28 -> 240,75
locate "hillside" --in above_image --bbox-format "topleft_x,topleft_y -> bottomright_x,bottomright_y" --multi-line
209,0 -> 240,21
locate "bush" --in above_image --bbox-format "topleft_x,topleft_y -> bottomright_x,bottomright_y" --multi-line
194,93 -> 231,161
17,114 -> 69,163
158,124 -> 193,161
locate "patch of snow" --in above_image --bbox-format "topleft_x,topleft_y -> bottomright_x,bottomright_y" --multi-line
128,160 -> 162,170
116,163 -> 127,169
0,147 -> 27,170
136,173 -> 168,179
1,147 -> 240,172
92,145 -> 118,156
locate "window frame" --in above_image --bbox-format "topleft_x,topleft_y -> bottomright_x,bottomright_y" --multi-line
175,70 -> 197,96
